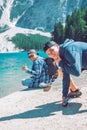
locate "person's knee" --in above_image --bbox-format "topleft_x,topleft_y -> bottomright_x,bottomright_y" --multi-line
21,78 -> 34,87
21,79 -> 26,86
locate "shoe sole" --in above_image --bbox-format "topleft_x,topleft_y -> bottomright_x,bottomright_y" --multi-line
43,85 -> 51,92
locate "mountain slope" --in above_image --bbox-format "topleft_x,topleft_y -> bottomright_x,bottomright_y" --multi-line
0,0 -> 87,31
0,0 -> 87,52
13,0 -> 87,31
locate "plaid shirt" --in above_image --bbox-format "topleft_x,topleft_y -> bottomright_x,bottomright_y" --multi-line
26,56 -> 50,87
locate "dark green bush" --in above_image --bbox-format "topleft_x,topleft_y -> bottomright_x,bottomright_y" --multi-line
10,33 -> 50,50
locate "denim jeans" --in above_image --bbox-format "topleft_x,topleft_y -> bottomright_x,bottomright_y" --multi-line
22,78 -> 34,87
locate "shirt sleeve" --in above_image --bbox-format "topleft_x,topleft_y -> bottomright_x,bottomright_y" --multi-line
59,47 -> 82,76
26,60 -> 43,78
62,71 -> 70,97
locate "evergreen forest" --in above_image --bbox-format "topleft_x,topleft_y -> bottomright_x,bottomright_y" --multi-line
11,8 -> 87,50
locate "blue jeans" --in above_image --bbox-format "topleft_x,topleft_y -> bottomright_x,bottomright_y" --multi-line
21,78 -> 49,88
22,78 -> 34,87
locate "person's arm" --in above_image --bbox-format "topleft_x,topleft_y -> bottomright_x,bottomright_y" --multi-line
26,61 -> 43,78
62,71 -> 70,97
58,67 -> 63,77
59,48 -> 82,76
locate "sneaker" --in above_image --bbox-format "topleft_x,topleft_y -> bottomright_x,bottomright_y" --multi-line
68,89 -> 82,98
39,83 -> 52,92
43,85 -> 52,92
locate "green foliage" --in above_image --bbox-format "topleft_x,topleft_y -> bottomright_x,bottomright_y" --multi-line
52,8 -> 87,43
10,33 -> 50,51
52,22 -> 64,44
65,9 -> 87,41
0,25 -> 9,33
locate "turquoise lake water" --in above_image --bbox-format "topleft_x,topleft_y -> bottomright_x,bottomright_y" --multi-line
0,51 -> 47,98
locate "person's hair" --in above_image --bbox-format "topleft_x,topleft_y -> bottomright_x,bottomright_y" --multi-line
43,41 -> 56,52
28,49 -> 37,55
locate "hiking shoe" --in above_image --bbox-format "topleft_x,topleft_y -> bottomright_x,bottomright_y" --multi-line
43,85 -> 52,92
68,89 -> 82,98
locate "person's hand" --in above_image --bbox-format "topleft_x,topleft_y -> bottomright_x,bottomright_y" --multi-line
55,56 -> 61,65
58,67 -> 63,77
22,65 -> 28,71
53,71 -> 59,79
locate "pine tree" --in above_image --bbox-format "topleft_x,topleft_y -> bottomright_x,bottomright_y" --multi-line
52,22 -> 64,44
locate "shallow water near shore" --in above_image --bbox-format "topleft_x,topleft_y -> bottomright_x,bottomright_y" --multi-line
0,51 -> 87,98
0,51 -> 48,98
